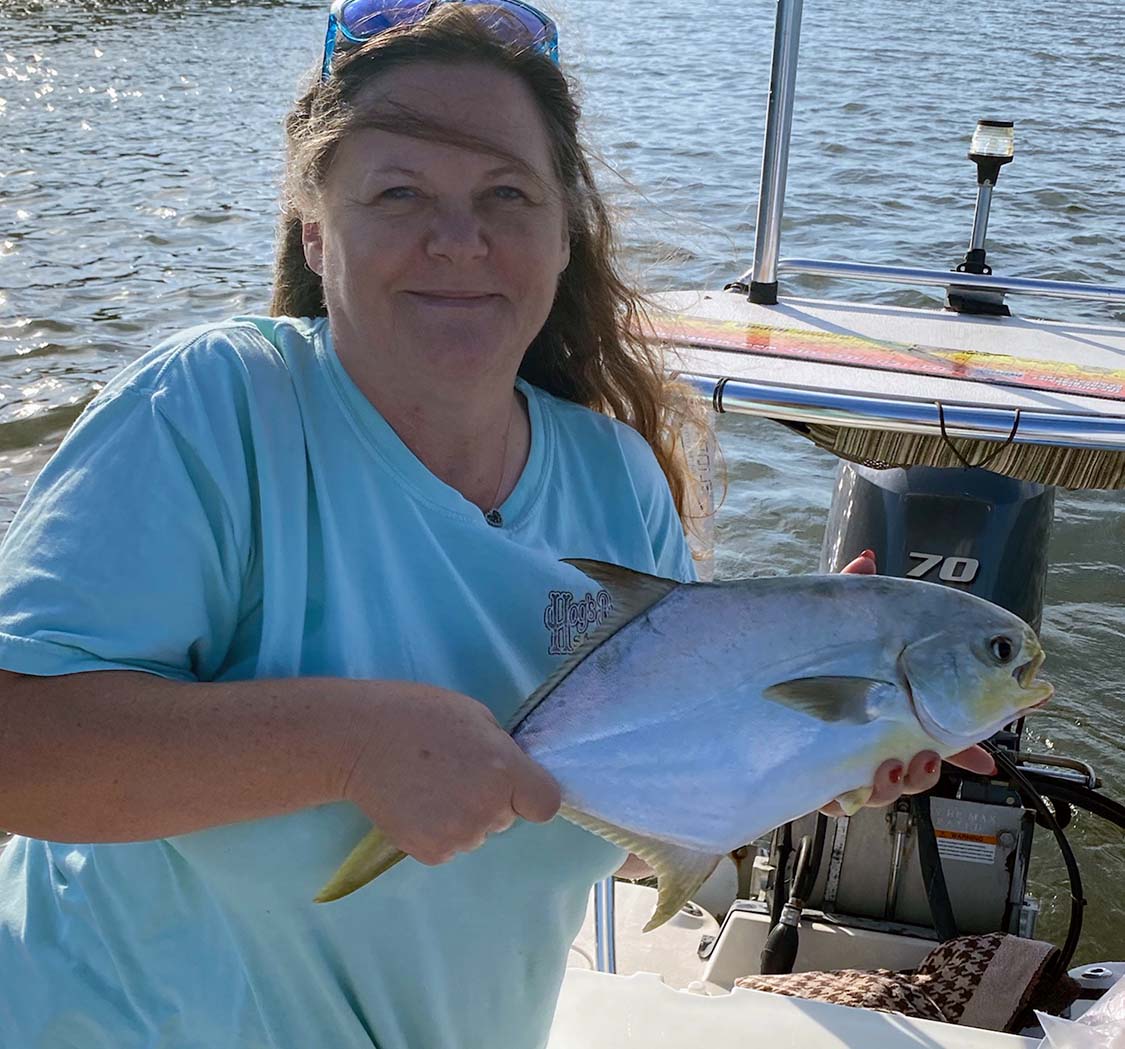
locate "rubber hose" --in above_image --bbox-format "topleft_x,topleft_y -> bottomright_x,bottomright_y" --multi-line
985,744 -> 1085,984
760,835 -> 811,975
769,823 -> 793,932
1020,775 -> 1125,831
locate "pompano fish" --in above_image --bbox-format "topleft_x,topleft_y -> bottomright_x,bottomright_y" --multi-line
316,560 -> 1053,930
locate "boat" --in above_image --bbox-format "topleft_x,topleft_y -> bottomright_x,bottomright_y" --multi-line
549,0 -> 1125,1044
1,3 -> 1121,1045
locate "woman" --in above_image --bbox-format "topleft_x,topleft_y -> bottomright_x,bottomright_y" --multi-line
0,4 -> 990,1046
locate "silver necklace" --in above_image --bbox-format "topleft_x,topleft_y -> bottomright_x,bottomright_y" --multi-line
484,400 -> 515,528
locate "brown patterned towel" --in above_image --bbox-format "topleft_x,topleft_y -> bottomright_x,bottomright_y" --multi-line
735,966 -> 947,1021
735,932 -> 1069,1032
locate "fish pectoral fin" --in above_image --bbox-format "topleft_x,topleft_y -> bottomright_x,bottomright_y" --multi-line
833,785 -> 875,816
560,805 -> 721,934
314,826 -> 407,904
762,676 -> 898,725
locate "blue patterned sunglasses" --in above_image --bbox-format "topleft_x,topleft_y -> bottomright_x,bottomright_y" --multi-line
321,0 -> 560,83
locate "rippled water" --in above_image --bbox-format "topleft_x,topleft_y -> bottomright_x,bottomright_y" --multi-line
1,0 -> 1122,963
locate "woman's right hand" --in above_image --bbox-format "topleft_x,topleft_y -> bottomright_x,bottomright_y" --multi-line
341,682 -> 561,866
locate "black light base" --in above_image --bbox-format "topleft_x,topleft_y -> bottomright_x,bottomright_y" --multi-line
945,286 -> 1011,316
946,249 -> 1011,316
749,280 -> 779,305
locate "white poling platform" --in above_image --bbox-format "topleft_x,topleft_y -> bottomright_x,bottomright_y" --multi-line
653,290 -> 1125,417
650,291 -> 1125,487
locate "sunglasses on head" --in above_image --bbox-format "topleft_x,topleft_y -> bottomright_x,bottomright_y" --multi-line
321,0 -> 560,83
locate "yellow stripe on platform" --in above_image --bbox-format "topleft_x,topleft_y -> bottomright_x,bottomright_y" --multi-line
652,314 -> 1125,402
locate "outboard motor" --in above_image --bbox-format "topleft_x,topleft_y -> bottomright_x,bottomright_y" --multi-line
820,463 -> 1054,631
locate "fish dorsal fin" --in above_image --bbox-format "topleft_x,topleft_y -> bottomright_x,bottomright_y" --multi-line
560,804 -> 722,933
560,558 -> 681,609
504,560 -> 680,734
761,676 -> 900,725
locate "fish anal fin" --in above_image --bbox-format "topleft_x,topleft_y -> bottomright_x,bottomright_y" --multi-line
762,676 -> 899,725
560,805 -> 721,933
315,826 -> 407,904
506,561 -> 680,734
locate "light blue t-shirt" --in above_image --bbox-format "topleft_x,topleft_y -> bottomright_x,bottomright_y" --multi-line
0,316 -> 695,1049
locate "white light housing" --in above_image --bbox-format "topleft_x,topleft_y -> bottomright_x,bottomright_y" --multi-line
970,120 -> 1015,160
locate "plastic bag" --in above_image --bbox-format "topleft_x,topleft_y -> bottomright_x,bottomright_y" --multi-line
1037,974 -> 1125,1049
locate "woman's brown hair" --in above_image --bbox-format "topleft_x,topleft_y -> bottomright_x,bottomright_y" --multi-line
271,5 -> 714,536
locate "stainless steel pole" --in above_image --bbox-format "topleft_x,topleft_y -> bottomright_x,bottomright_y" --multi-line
744,0 -> 805,305
969,181 -> 995,252
594,877 -> 617,973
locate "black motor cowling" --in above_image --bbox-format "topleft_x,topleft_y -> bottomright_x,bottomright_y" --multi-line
820,462 -> 1054,630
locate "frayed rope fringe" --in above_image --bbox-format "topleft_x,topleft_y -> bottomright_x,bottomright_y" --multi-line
793,423 -> 1125,490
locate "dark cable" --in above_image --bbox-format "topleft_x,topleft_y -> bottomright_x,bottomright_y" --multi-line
768,823 -> 792,933
761,835 -> 809,975
936,401 -> 1021,470
761,815 -> 829,976
984,743 -> 1085,983
1019,774 -> 1125,831
795,813 -> 829,901
713,376 -> 730,414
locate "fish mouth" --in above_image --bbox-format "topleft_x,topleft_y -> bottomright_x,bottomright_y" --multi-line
1014,648 -> 1053,711
1015,648 -> 1044,688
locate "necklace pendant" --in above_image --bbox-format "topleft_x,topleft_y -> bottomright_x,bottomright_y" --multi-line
485,507 -> 504,528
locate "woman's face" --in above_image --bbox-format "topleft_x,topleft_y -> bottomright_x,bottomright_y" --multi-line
303,61 -> 571,384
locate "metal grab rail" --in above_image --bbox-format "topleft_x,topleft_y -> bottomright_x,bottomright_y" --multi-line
679,373 -> 1125,451
777,259 -> 1125,304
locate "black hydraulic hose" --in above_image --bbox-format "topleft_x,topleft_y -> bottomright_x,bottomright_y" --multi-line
1020,774 -> 1125,831
769,823 -> 793,932
794,814 -> 829,901
761,815 -> 829,975
984,743 -> 1086,983
761,835 -> 810,975
912,794 -> 959,942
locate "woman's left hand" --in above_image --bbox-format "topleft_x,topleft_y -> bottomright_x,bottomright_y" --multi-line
818,550 -> 996,818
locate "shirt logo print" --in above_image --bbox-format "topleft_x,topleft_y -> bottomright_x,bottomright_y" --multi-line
543,589 -> 613,655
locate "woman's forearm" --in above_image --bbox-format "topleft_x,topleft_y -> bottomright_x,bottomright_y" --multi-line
0,669 -> 371,842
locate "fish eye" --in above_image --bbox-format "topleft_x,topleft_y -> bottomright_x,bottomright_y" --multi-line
989,636 -> 1016,664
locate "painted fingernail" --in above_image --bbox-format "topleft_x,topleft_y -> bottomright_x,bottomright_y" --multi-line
925,759 -> 940,777
861,549 -> 876,560
888,765 -> 904,784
